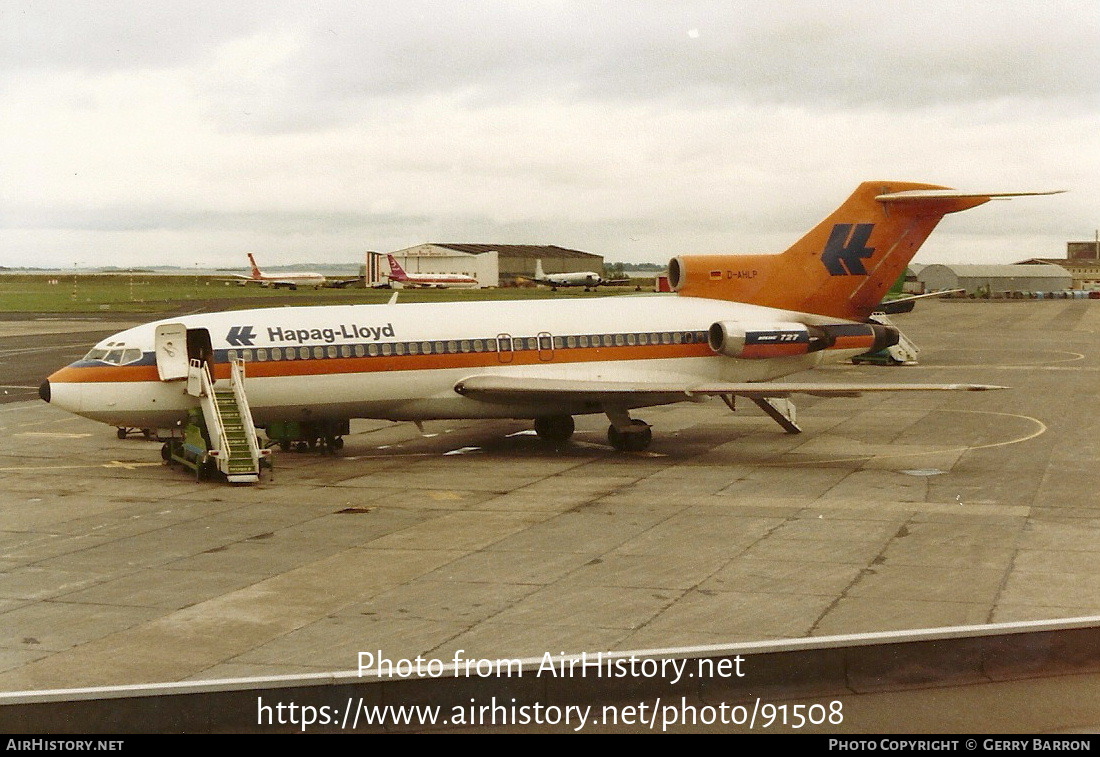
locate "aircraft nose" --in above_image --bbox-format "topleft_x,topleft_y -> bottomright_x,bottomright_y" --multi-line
39,380 -> 50,403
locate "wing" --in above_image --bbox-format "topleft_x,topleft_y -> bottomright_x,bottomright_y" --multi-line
877,289 -> 963,314
453,374 -> 1005,405
211,275 -> 262,285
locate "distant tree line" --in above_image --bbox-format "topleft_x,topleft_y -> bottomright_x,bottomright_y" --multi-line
606,262 -> 665,274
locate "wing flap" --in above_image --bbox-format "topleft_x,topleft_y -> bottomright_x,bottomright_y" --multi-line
453,375 -> 1006,405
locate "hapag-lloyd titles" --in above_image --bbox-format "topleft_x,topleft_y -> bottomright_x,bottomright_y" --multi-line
266,323 -> 396,344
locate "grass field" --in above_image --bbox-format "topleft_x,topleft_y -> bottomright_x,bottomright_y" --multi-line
0,274 -> 653,314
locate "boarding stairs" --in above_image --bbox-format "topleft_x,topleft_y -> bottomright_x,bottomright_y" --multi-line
187,358 -> 265,483
869,313 -> 920,364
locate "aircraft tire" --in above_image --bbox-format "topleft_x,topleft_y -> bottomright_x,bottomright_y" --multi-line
534,415 -> 574,443
607,420 -> 652,452
117,427 -> 128,440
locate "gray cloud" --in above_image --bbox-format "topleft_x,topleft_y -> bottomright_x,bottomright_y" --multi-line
9,2 -> 1094,132
0,1 -> 1095,268
0,1 -> 283,72
214,1 -> 1100,134
0,204 -> 427,235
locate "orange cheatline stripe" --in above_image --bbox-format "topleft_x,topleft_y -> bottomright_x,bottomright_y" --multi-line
49,364 -> 161,383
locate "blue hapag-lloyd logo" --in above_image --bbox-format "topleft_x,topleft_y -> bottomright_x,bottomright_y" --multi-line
821,223 -> 875,276
226,325 -> 256,346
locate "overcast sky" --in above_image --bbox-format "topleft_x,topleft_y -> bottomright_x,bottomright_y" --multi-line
1,1 -> 1096,269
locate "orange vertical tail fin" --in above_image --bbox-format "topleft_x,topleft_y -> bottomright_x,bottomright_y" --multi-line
670,182 -> 1061,321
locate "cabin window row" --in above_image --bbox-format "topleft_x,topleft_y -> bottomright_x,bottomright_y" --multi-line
223,331 -> 709,363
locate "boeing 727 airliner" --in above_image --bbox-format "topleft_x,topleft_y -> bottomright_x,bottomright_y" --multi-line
40,182 -> 1059,480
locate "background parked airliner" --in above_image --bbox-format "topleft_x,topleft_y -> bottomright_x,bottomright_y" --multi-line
232,253 -> 326,289
41,181 -> 1058,477
532,259 -> 629,290
386,254 -> 479,288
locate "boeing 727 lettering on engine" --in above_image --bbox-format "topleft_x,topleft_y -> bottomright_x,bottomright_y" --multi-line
40,182 -> 1060,482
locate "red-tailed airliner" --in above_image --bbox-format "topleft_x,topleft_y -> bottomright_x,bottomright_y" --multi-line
41,182 -> 1057,460
232,253 -> 326,290
386,254 -> 479,288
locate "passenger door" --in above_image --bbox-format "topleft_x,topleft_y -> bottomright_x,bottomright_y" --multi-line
154,323 -> 188,381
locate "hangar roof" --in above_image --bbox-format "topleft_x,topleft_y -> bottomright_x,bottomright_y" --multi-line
1019,257 -> 1100,270
919,263 -> 1070,278
430,244 -> 601,260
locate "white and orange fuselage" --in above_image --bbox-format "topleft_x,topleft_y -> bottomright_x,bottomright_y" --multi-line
42,182 -> 1056,439
43,297 -> 881,429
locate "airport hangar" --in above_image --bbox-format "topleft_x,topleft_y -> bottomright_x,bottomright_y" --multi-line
917,263 -> 1072,294
376,244 -> 605,287
1019,241 -> 1100,290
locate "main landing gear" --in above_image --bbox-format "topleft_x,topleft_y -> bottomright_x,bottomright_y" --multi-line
606,419 -> 652,452
605,407 -> 653,452
531,412 -> 653,452
533,415 -> 575,443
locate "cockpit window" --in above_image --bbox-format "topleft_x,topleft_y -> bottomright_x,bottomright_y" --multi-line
83,347 -> 142,365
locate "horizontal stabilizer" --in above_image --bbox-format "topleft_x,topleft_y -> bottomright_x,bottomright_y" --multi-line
454,375 -> 1006,405
876,189 -> 1065,202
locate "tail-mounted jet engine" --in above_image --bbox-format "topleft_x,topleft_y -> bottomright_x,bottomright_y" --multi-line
707,321 -> 898,359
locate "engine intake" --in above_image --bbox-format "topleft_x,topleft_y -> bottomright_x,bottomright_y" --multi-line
708,321 -> 830,359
